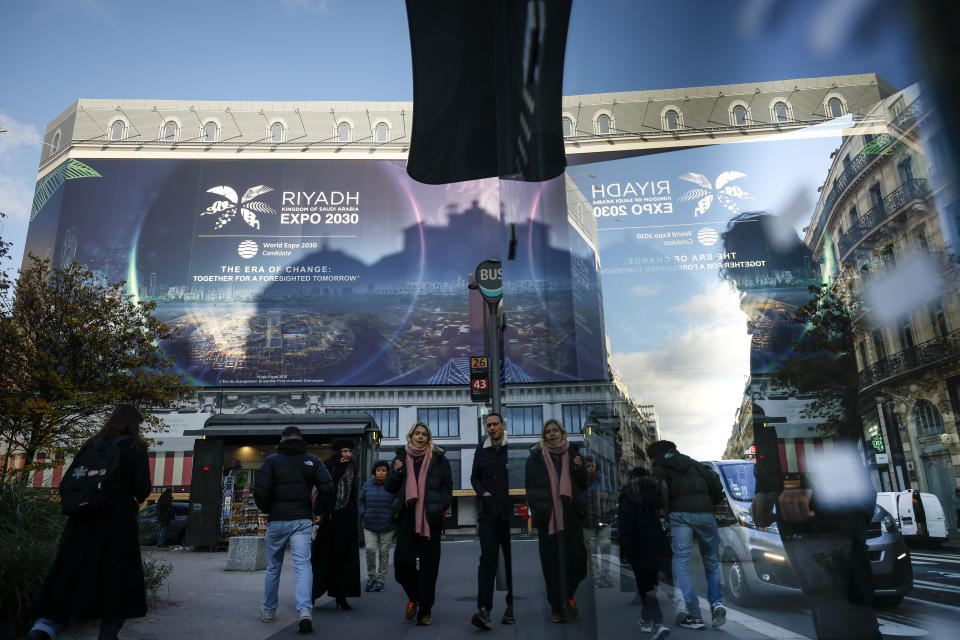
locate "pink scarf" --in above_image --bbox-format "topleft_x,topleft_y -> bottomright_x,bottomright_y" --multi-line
543,440 -> 573,535
404,442 -> 433,539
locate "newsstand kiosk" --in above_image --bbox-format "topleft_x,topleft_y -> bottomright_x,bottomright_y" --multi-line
184,413 -> 381,549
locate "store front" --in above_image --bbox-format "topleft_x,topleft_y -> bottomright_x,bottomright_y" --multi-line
184,413 -> 380,549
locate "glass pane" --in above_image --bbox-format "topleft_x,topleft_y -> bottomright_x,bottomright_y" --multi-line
111,121 -> 124,140
562,118 -> 572,137
163,122 -> 176,140
271,124 -> 283,142
204,123 -> 216,141
734,106 -> 746,125
376,123 -> 388,142
666,111 -> 678,129
338,123 -> 350,142
775,102 -> 788,121
597,115 -> 609,134
829,98 -> 843,117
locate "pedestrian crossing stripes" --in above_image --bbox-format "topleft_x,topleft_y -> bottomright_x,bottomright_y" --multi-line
913,579 -> 960,594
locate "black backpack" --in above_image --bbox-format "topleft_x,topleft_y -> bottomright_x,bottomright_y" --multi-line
60,435 -> 130,516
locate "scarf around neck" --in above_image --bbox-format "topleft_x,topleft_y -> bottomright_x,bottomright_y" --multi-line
543,440 -> 572,535
404,442 -> 433,539
334,462 -> 355,511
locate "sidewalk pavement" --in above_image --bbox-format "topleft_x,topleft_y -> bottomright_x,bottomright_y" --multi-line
51,540 -> 800,640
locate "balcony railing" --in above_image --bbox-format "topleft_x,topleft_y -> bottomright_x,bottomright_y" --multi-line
836,178 -> 930,257
890,93 -> 929,133
810,137 -> 892,247
859,328 -> 960,389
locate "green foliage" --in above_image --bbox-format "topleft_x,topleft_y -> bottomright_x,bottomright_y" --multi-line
0,483 -> 65,629
142,554 -> 174,602
0,255 -> 194,469
773,281 -> 860,440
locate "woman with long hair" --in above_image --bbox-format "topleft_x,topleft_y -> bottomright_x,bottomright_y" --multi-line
525,419 -> 588,623
312,438 -> 362,610
26,404 -> 152,640
385,422 -> 452,626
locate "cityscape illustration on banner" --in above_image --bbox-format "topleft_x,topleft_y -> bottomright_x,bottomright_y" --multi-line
23,159 -> 608,387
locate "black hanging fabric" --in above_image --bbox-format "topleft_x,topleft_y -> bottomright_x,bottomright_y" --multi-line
404,0 -> 572,185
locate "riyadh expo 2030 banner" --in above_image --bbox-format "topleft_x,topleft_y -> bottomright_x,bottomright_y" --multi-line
24,157 -> 608,386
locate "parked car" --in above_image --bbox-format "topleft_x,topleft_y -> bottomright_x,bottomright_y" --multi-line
600,507 -> 618,543
876,490 -> 948,547
703,460 -> 913,608
137,501 -> 189,546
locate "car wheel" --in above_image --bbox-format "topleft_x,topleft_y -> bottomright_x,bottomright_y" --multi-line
874,594 -> 904,608
724,558 -> 752,606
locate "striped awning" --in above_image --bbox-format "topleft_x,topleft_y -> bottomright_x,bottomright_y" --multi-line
777,437 -> 836,474
5,450 -> 193,491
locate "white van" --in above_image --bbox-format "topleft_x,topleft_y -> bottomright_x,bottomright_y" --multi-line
876,490 -> 948,546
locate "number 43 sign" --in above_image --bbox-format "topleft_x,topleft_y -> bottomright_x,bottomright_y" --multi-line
470,355 -> 490,403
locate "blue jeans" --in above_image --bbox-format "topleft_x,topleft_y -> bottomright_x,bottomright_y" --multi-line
32,617 -> 124,639
157,523 -> 168,546
262,519 -> 314,614
669,511 -> 722,618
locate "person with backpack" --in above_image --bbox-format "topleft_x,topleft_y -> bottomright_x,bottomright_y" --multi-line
26,404 -> 152,640
254,426 -> 334,634
358,461 -> 396,593
647,439 -> 725,631
155,487 -> 174,547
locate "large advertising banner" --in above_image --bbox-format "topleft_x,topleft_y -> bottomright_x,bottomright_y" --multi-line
25,158 -> 608,387
582,125 -> 846,458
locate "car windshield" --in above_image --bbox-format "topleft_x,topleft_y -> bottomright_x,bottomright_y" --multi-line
720,463 -> 757,502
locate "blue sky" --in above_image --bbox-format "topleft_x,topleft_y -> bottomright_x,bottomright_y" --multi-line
0,0 -> 927,457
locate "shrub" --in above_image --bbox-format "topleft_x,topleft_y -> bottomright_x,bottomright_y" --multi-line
142,554 -> 174,602
0,482 -> 65,635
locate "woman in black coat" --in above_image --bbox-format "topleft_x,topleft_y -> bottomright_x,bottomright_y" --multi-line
312,438 -> 362,610
385,422 -> 452,626
26,404 -> 152,640
525,419 -> 588,623
619,466 -> 669,636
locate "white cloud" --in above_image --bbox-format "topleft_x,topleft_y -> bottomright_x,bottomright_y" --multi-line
629,284 -> 661,298
0,113 -> 42,166
612,284 -> 750,460
279,0 -> 330,12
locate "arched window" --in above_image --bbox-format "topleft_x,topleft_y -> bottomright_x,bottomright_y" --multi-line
733,105 -> 747,126
51,132 -> 61,153
270,122 -> 284,143
375,122 -> 388,142
110,120 -> 126,140
596,115 -> 610,135
913,400 -> 945,437
562,117 -> 573,137
828,97 -> 844,118
163,121 -> 178,141
665,110 -> 679,130
337,122 -> 351,143
774,102 -> 789,122
203,122 -> 218,142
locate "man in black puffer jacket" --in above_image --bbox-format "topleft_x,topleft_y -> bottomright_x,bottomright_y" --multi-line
254,426 -> 334,633
648,440 -> 725,631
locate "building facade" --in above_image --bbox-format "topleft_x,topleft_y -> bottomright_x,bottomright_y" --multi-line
804,84 -> 960,527
17,73 -> 896,530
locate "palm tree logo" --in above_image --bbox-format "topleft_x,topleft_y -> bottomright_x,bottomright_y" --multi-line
200,185 -> 277,230
677,171 -> 751,217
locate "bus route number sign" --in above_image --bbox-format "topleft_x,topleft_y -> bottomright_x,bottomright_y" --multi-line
470,355 -> 490,403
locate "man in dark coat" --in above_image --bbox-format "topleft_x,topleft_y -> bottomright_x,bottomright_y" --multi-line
155,487 -> 174,546
470,412 -> 515,629
359,460 -> 396,592
311,438 -> 362,609
648,439 -> 725,630
27,404 -> 151,640
254,425 -> 334,633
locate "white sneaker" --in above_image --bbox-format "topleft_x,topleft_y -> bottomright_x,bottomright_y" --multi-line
639,619 -> 653,632
297,608 -> 313,633
651,623 -> 671,639
260,607 -> 275,623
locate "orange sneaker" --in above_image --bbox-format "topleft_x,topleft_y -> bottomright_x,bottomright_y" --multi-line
404,601 -> 418,620
566,599 -> 579,617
